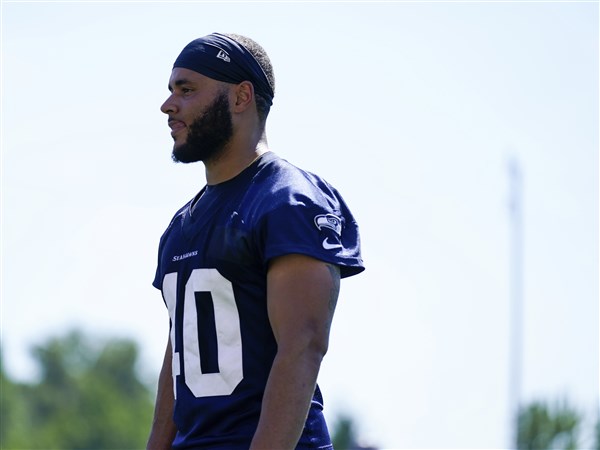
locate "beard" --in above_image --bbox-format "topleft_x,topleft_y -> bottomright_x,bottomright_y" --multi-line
172,91 -> 233,164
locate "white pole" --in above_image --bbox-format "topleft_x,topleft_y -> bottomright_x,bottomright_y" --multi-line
508,157 -> 524,449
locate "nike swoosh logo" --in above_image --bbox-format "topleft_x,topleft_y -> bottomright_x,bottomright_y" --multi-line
322,238 -> 342,250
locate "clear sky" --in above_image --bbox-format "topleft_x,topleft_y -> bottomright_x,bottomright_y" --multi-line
1,1 -> 598,448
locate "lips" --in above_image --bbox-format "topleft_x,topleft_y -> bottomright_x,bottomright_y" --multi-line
168,120 -> 186,136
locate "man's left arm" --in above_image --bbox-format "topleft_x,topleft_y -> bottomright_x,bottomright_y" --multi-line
249,253 -> 340,450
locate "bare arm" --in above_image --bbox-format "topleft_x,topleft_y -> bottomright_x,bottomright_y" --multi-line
146,338 -> 177,450
250,254 -> 340,450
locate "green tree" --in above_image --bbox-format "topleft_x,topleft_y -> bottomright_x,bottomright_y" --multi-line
331,414 -> 378,450
332,415 -> 356,450
516,399 -> 581,450
1,351 -> 32,449
1,330 -> 155,450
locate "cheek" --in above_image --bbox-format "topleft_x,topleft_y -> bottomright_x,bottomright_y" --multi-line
182,98 -> 208,121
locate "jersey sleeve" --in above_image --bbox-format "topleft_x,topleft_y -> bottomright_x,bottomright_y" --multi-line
259,183 -> 365,278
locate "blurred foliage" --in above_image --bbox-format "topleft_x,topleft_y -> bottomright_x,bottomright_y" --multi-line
332,415 -> 356,450
3,330 -> 377,450
1,330 -> 154,450
516,399 -> 581,450
332,414 -> 378,450
9,330 -> 597,450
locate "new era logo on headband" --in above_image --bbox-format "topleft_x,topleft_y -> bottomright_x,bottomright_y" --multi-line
216,49 -> 230,63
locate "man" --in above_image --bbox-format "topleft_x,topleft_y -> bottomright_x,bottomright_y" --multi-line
147,32 -> 364,450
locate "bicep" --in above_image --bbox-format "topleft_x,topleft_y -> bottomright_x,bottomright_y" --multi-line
267,254 -> 341,354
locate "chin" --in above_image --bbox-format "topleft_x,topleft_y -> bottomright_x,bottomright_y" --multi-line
172,139 -> 188,155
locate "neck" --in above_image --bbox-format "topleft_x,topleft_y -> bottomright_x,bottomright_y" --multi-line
203,133 -> 269,185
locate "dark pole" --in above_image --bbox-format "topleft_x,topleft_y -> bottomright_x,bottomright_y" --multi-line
508,157 -> 524,448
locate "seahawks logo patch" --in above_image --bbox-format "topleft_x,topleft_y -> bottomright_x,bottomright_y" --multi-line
314,214 -> 342,236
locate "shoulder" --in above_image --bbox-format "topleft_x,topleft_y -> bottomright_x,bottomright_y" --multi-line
257,152 -> 332,187
157,199 -> 192,244
169,201 -> 191,229
252,152 -> 341,210
247,152 -> 364,278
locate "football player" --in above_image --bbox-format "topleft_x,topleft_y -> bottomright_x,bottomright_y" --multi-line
146,32 -> 365,450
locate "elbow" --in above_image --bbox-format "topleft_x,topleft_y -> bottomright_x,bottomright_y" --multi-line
310,334 -> 330,360
302,332 -> 330,367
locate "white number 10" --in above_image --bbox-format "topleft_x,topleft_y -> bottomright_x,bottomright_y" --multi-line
162,268 -> 243,398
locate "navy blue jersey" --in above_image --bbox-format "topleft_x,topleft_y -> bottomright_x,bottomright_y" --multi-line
153,152 -> 364,449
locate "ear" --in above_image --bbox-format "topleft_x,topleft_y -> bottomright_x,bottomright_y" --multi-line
231,81 -> 254,113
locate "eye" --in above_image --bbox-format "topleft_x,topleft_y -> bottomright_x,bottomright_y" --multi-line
181,87 -> 193,94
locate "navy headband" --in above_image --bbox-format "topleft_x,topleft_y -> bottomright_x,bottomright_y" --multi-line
173,33 -> 274,106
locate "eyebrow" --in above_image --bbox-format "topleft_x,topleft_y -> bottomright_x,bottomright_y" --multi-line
168,78 -> 193,92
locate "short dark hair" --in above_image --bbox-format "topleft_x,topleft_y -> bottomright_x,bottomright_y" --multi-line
222,33 -> 275,124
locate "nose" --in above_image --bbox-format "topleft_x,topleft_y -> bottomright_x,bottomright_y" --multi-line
160,94 -> 178,115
